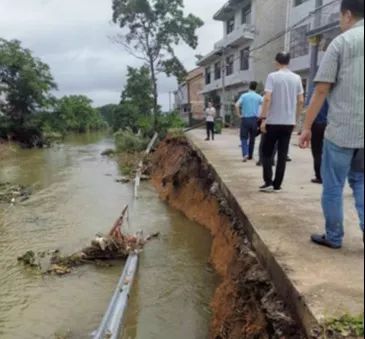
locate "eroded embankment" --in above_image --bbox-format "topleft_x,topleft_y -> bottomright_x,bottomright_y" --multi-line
151,135 -> 305,339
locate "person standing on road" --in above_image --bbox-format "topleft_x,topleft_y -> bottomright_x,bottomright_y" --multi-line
205,101 -> 217,141
306,85 -> 329,184
300,0 -> 364,249
259,52 -> 305,192
235,81 -> 263,162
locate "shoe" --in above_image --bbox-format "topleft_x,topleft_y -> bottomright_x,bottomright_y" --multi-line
205,138 -> 210,141
256,161 -> 262,167
273,187 -> 282,193
248,156 -> 253,160
311,178 -> 323,184
260,184 -> 274,192
286,156 -> 292,162
311,234 -> 342,249
243,156 -> 249,163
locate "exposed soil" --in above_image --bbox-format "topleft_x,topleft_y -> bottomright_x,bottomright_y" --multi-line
151,135 -> 305,339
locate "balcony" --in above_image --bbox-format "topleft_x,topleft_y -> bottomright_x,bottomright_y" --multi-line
214,24 -> 256,50
307,0 -> 341,37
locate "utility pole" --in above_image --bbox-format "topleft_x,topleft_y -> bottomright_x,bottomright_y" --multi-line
308,0 -> 323,90
169,91 -> 172,112
221,47 -> 226,121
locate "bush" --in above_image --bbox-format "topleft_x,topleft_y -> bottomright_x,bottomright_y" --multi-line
114,129 -> 149,153
137,112 -> 186,139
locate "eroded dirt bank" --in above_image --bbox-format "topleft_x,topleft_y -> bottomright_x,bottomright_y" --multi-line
151,135 -> 305,339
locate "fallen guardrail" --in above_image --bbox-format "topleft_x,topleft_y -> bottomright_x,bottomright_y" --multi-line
92,253 -> 139,339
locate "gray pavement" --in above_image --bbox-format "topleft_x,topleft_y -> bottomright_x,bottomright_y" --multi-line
188,128 -> 364,333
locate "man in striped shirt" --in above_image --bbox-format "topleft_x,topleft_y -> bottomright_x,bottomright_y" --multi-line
300,0 -> 364,249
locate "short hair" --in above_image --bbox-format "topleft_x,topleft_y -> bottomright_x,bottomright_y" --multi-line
341,0 -> 364,18
249,81 -> 258,91
275,52 -> 291,65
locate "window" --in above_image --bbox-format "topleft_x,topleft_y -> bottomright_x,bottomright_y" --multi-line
226,55 -> 234,76
240,48 -> 250,71
226,17 -> 235,34
294,0 -> 309,7
241,4 -> 252,24
290,25 -> 309,58
214,62 -> 221,80
205,67 -> 211,84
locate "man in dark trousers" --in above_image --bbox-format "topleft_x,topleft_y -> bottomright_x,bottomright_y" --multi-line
306,85 -> 329,184
235,81 -> 263,162
300,0 -> 364,249
205,101 -> 216,141
259,52 -> 305,192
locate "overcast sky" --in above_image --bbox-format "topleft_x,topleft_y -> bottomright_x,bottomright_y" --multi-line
0,0 -> 224,110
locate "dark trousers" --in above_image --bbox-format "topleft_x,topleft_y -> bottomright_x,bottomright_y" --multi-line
262,125 -> 294,189
259,134 -> 277,165
240,117 -> 258,158
206,121 -> 215,140
311,123 -> 327,180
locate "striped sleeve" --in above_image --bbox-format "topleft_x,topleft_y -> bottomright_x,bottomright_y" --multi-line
315,38 -> 341,84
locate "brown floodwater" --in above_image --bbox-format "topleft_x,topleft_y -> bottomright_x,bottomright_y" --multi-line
0,133 -> 217,339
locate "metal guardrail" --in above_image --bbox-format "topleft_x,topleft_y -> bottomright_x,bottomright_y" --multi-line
134,132 -> 159,199
93,254 -> 139,339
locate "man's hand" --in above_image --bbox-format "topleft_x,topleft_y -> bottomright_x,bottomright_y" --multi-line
299,128 -> 312,149
260,120 -> 267,134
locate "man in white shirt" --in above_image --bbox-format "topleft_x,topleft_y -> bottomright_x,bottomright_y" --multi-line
259,52 -> 305,192
205,101 -> 216,141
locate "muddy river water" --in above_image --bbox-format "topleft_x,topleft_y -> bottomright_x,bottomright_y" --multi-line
0,133 -> 217,339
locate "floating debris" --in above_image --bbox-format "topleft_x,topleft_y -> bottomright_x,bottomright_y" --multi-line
115,177 -> 131,184
18,206 -> 159,276
101,149 -> 116,157
17,251 -> 39,268
0,182 -> 32,204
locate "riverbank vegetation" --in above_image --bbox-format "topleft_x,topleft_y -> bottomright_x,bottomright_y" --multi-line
0,39 -> 106,147
99,65 -> 186,157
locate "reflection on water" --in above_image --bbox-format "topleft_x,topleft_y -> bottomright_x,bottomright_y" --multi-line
0,133 -> 217,339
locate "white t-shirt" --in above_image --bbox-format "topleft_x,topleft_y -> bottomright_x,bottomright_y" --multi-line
265,69 -> 304,125
205,107 -> 216,122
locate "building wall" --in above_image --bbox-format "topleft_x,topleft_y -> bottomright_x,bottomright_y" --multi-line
287,0 -> 341,79
187,68 -> 205,120
201,0 -> 288,98
198,0 -> 340,119
202,41 -> 254,95
251,0 -> 287,86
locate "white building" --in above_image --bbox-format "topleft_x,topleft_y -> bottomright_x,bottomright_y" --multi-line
198,0 -> 341,119
198,0 -> 288,119
287,0 -> 341,88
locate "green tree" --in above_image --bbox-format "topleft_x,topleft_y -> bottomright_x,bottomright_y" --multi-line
55,95 -> 105,133
112,0 -> 203,127
0,39 -> 57,125
122,66 -> 154,116
111,102 -> 140,132
98,104 -> 119,126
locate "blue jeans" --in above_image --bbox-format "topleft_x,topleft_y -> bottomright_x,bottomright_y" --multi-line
240,117 -> 258,158
321,139 -> 364,246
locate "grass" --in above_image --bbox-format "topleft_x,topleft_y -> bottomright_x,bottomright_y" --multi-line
324,314 -> 364,338
167,128 -> 185,139
114,129 -> 148,154
117,152 -> 143,177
